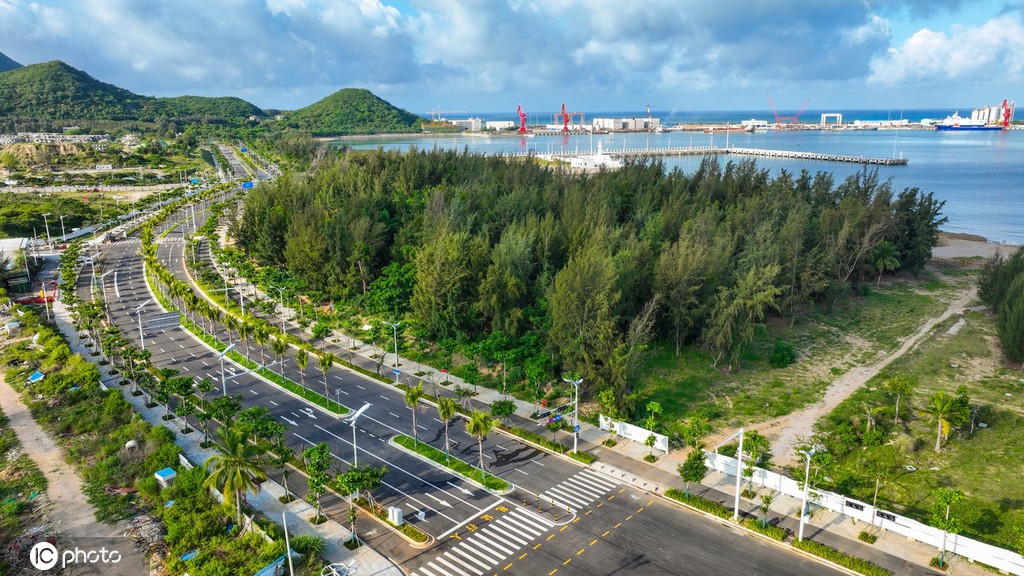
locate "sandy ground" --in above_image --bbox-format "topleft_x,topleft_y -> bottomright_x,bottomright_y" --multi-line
703,237 -> 1003,468
933,232 -> 1019,259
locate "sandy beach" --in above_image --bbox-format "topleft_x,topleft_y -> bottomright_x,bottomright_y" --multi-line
933,232 -> 1019,259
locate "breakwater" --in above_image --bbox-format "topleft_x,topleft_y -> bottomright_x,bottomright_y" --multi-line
524,145 -> 908,166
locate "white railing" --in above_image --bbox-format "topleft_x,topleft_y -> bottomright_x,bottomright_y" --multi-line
706,452 -> 1024,575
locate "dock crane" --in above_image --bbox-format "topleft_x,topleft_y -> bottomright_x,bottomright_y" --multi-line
768,94 -> 811,126
517,105 -> 528,133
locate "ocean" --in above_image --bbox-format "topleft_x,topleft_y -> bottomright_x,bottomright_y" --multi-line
343,110 -> 1024,245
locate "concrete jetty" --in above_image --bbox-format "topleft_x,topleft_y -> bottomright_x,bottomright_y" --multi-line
521,145 -> 908,166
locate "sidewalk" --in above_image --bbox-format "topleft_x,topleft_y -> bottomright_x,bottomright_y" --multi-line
49,297 -> 404,576
194,217 -> 987,575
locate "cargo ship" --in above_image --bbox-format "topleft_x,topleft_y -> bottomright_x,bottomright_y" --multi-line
935,99 -> 1014,131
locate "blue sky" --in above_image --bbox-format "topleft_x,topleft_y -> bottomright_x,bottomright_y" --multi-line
0,0 -> 1021,116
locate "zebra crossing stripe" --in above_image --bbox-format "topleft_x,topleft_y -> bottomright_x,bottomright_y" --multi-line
578,470 -> 619,490
501,514 -> 543,537
416,566 -> 442,576
509,509 -> 553,533
487,521 -> 530,545
451,545 -> 495,571
544,486 -> 590,508
565,474 -> 613,496
475,527 -> 518,555
559,479 -> 606,501
459,537 -> 506,565
437,552 -> 477,576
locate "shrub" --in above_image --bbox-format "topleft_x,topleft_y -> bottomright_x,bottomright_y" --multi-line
792,539 -> 891,576
742,518 -> 787,540
644,454 -> 658,463
665,488 -> 732,520
770,340 -> 797,368
858,530 -> 878,544
290,534 -> 325,566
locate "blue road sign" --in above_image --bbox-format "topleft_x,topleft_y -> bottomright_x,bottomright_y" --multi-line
190,178 -> 200,184
574,424 -> 580,432
242,181 -> 254,189
392,368 -> 401,375
554,414 -> 561,422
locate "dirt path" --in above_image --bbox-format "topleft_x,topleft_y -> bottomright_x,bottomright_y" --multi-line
0,373 -> 120,538
706,282 -> 979,467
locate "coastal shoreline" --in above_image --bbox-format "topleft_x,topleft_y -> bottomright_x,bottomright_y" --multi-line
934,231 -> 1018,259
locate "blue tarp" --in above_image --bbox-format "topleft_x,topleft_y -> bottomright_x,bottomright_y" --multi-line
27,370 -> 44,383
180,549 -> 198,561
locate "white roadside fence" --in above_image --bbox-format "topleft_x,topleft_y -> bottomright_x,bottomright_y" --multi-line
598,415 -> 670,453
705,451 -> 1024,575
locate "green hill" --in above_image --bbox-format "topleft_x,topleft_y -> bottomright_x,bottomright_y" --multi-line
0,60 -> 265,125
285,88 -> 422,136
0,52 -> 21,73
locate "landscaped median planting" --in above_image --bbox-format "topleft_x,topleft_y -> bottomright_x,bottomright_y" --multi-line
353,497 -> 430,544
792,538 -> 892,576
499,425 -> 597,465
664,488 -> 732,520
392,435 -> 511,493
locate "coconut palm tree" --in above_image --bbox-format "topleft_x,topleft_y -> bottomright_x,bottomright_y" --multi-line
436,396 -> 458,463
923,392 -> 955,452
466,410 -> 496,475
872,241 -> 901,286
296,347 -> 308,394
223,314 -> 238,345
237,320 -> 252,361
404,382 -> 425,444
253,323 -> 269,366
203,426 -> 267,523
271,336 -> 288,375
318,352 -> 335,398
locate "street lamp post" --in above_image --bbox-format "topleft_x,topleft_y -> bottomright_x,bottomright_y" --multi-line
798,447 -> 819,541
733,429 -> 744,522
271,285 -> 286,334
218,343 -> 236,396
58,215 -> 67,241
384,321 -> 401,382
349,403 -> 371,466
563,377 -> 583,454
42,213 -> 52,245
134,299 -> 153,350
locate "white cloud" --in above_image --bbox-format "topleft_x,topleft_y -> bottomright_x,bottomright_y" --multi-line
869,16 -> 1024,85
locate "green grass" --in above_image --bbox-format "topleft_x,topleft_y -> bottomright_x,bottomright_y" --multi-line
393,435 -> 510,492
634,276 -> 962,435
664,488 -> 732,519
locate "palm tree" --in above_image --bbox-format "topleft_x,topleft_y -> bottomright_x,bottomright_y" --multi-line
872,241 -> 900,286
271,336 -> 288,375
253,323 -> 269,366
404,383 -> 425,444
319,352 -> 335,398
296,347 -> 308,394
238,320 -> 252,361
223,314 -> 238,345
437,396 -> 458,463
466,410 -> 496,475
203,426 -> 268,523
923,392 -> 955,452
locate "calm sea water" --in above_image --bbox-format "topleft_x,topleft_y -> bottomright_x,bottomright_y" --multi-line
344,111 -> 1024,244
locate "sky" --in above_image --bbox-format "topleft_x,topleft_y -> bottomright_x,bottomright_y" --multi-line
1,0 -> 1022,116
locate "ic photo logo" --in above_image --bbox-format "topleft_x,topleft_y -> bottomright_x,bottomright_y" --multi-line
28,540 -> 122,571
29,541 -> 58,570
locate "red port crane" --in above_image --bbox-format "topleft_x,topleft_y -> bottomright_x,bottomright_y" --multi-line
517,105 -> 528,133
1002,99 -> 1015,128
768,94 -> 811,126
560,104 -> 570,132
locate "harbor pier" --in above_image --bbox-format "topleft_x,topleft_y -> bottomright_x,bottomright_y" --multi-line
521,145 -> 908,166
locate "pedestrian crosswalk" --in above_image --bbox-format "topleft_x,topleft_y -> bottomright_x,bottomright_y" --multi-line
539,469 -> 619,512
413,507 -> 554,576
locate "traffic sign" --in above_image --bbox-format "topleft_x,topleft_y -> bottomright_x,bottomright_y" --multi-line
190,178 -> 200,184
392,368 -> 401,375
242,181 -> 254,189
574,424 -> 580,433
554,414 -> 561,422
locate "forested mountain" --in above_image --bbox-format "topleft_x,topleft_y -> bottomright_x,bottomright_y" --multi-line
283,88 -> 421,135
0,52 -> 21,73
234,149 -> 946,418
0,60 -> 265,125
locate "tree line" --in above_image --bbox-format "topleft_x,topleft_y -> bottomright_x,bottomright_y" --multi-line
979,247 -> 1024,362
234,148 -> 947,419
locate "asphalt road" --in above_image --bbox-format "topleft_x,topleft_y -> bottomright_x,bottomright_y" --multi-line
80,179 -> 845,576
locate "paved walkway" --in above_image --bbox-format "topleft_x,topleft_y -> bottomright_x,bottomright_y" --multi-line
202,244 -> 993,575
